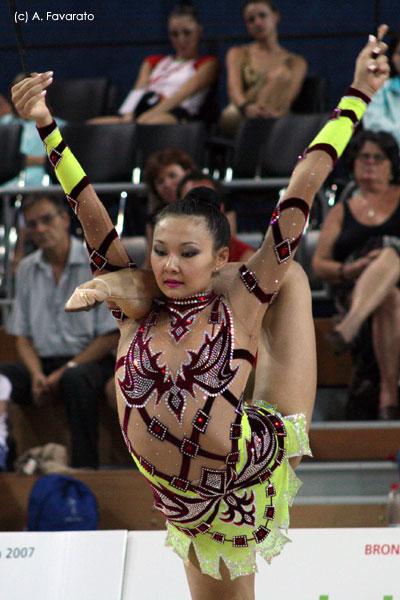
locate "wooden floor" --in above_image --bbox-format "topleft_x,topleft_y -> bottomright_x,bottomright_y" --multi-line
1,469 -> 164,532
309,421 -> 400,461
0,469 -> 389,532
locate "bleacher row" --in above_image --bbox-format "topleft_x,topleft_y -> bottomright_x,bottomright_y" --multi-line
0,70 -> 330,177
40,73 -> 330,126
0,110 -> 332,183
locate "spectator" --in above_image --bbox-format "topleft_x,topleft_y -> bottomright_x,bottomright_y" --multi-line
0,75 -> 67,275
219,0 -> 307,137
90,2 -> 219,125
363,34 -> 400,153
312,130 -> 400,420
142,148 -> 196,266
0,193 -> 119,468
142,150 -> 243,266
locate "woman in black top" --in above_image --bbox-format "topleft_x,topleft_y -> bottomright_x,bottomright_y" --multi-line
313,130 -> 400,419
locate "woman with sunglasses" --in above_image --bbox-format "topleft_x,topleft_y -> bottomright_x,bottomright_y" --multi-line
12,28 -> 389,599
91,2 -> 218,125
313,129 -> 400,420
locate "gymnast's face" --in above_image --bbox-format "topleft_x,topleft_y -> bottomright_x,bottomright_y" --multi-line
243,2 -> 279,40
168,15 -> 202,60
151,215 -> 228,298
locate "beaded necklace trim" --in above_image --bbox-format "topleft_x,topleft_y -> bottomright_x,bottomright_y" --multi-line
164,290 -> 217,342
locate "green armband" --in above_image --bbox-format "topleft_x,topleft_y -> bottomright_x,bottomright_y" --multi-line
306,87 -> 371,165
37,120 -> 89,209
37,120 -> 130,277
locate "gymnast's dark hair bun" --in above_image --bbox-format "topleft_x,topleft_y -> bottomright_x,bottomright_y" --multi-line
155,186 -> 230,250
184,185 -> 222,210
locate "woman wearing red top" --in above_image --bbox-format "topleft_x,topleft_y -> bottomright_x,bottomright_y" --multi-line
91,3 -> 219,125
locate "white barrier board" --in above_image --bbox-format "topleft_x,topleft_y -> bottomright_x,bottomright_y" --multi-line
1,528 -> 398,599
255,528 -> 400,600
0,530 -> 127,600
122,530 -> 190,600
123,528 -> 400,600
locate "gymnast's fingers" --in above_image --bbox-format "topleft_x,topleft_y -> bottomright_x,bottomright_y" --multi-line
370,24 -> 388,59
374,54 -> 390,80
12,71 -> 53,99
12,73 -> 53,111
376,24 -> 389,43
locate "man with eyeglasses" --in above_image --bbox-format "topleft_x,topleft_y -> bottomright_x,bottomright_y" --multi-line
0,193 -> 119,469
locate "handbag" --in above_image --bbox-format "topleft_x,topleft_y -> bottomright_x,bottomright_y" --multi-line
133,90 -> 162,117
118,89 -> 161,117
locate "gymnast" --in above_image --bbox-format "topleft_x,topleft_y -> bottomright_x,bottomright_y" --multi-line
12,27 -> 388,599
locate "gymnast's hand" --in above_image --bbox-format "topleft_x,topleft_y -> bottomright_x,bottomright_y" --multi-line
11,71 -> 54,127
352,24 -> 390,98
65,268 -> 162,320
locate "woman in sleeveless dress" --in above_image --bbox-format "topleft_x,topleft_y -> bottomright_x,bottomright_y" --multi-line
313,129 -> 400,419
219,0 -> 307,137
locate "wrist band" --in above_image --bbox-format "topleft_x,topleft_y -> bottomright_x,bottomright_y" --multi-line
239,265 -> 277,304
37,119 -> 58,141
37,120 -> 89,204
305,87 -> 371,165
345,86 -> 371,105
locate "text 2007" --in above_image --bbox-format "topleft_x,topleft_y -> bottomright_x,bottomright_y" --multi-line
4,547 -> 35,558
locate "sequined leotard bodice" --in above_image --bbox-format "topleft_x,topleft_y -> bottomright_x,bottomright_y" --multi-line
116,290 -> 255,485
115,285 -> 294,555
